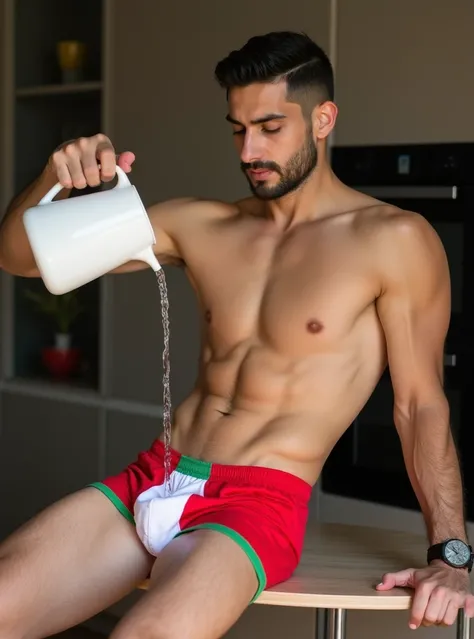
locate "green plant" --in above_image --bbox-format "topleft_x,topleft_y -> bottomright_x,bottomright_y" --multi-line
25,287 -> 84,334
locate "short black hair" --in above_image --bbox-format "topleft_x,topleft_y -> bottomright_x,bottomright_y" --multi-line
214,31 -> 334,110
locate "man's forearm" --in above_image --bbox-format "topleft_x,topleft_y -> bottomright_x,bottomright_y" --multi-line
401,403 -> 467,545
0,164 -> 70,274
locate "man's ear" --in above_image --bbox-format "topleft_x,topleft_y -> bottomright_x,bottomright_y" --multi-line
312,101 -> 338,140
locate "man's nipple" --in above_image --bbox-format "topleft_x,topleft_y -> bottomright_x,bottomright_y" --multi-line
205,310 -> 212,323
307,319 -> 323,334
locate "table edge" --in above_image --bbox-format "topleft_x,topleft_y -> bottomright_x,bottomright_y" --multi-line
255,591 -> 413,610
138,581 -> 413,611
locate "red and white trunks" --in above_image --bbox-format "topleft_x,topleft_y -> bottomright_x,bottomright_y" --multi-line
89,439 -> 312,601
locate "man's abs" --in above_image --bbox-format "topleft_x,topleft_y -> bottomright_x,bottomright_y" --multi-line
170,312 -> 386,486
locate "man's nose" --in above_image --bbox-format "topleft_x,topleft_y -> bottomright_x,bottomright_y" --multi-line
239,132 -> 263,165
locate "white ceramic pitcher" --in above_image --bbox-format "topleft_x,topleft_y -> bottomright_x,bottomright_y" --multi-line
23,166 -> 161,295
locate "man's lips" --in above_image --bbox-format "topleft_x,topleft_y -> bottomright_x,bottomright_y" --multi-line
249,169 -> 273,179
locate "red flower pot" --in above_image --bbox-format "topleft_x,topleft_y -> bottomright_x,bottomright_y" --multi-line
41,347 -> 81,379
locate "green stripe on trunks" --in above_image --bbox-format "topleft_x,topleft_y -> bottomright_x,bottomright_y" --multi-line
88,482 -> 135,525
176,454 -> 212,480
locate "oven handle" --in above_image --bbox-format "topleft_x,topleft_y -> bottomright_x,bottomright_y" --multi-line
356,186 -> 458,200
444,353 -> 457,367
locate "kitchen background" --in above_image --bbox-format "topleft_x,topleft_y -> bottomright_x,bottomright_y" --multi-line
0,1 -> 473,638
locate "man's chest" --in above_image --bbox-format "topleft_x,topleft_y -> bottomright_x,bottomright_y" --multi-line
183,222 -> 379,356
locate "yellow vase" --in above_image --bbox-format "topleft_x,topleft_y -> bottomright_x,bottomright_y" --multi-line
57,40 -> 86,83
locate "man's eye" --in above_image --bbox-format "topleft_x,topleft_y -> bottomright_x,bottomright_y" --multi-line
232,129 -> 245,136
263,128 -> 281,134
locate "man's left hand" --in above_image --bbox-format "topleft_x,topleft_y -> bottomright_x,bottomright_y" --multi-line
376,562 -> 474,628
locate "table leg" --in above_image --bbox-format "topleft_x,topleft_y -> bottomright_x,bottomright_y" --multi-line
456,610 -> 470,639
315,609 -> 326,639
321,609 -> 346,639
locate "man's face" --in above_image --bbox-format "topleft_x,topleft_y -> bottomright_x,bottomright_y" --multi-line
226,81 -> 318,200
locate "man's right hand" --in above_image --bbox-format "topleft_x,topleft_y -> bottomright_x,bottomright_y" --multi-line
48,133 -> 136,191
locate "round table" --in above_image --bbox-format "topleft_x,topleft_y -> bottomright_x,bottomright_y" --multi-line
255,522 -> 471,639
139,522 -> 471,639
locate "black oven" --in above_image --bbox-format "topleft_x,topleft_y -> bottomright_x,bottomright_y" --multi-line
322,142 -> 474,521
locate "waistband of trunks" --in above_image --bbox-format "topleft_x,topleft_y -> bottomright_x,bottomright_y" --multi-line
151,439 -> 312,499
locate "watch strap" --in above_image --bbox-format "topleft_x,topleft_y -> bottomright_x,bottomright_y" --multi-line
427,542 -> 443,564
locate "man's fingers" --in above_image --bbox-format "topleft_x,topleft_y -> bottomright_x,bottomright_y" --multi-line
409,583 -> 433,629
97,148 -> 135,181
423,586 -> 448,626
435,593 -> 451,625
442,599 -> 462,627
63,143 -> 87,189
96,140 -> 117,182
80,144 -> 102,188
464,594 -> 474,617
376,568 -> 415,591
53,157 -> 73,189
49,134 -> 133,189
117,150 -> 136,173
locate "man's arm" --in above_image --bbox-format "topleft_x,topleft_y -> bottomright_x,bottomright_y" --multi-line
0,135 -> 187,277
375,210 -> 465,544
373,209 -> 474,629
0,164 -> 71,275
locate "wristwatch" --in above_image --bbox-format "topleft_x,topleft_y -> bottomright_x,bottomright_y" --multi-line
427,538 -> 474,572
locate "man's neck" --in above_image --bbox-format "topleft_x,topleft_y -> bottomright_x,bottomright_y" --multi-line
262,163 -> 346,230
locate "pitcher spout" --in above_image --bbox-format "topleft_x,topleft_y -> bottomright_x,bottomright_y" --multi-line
132,246 -> 162,272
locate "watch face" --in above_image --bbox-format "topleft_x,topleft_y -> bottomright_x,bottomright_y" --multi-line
444,540 -> 471,566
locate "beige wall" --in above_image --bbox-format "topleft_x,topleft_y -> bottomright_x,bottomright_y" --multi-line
104,2 -> 474,638
334,0 -> 474,145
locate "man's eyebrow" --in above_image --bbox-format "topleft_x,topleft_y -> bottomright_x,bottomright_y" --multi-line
225,113 -> 287,126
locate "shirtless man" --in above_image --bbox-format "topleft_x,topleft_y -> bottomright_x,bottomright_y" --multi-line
0,30 -> 472,639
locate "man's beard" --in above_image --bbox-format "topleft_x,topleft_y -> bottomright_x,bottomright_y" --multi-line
241,134 -> 318,201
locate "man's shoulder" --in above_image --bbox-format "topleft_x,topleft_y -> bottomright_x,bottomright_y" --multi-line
356,204 -> 447,286
191,195 -> 263,221
148,197 -> 241,226
355,201 -> 419,228
168,196 -> 239,217
355,203 -> 439,250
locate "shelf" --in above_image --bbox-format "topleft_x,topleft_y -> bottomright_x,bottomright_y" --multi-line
12,277 -> 101,391
1,376 -> 100,404
0,377 -> 164,418
16,81 -> 102,98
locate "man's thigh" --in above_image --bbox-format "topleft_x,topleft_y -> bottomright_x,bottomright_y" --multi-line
112,529 -> 259,639
0,487 -> 154,639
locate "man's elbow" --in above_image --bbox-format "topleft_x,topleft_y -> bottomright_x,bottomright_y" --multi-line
393,390 -> 450,433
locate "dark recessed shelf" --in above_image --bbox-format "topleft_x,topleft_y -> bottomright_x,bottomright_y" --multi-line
16,81 -> 102,97
1,376 -> 100,400
13,277 -> 101,392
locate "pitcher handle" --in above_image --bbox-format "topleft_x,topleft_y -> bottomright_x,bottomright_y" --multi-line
38,165 -> 131,205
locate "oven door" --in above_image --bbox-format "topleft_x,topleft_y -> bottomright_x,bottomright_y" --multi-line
321,185 -> 474,517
